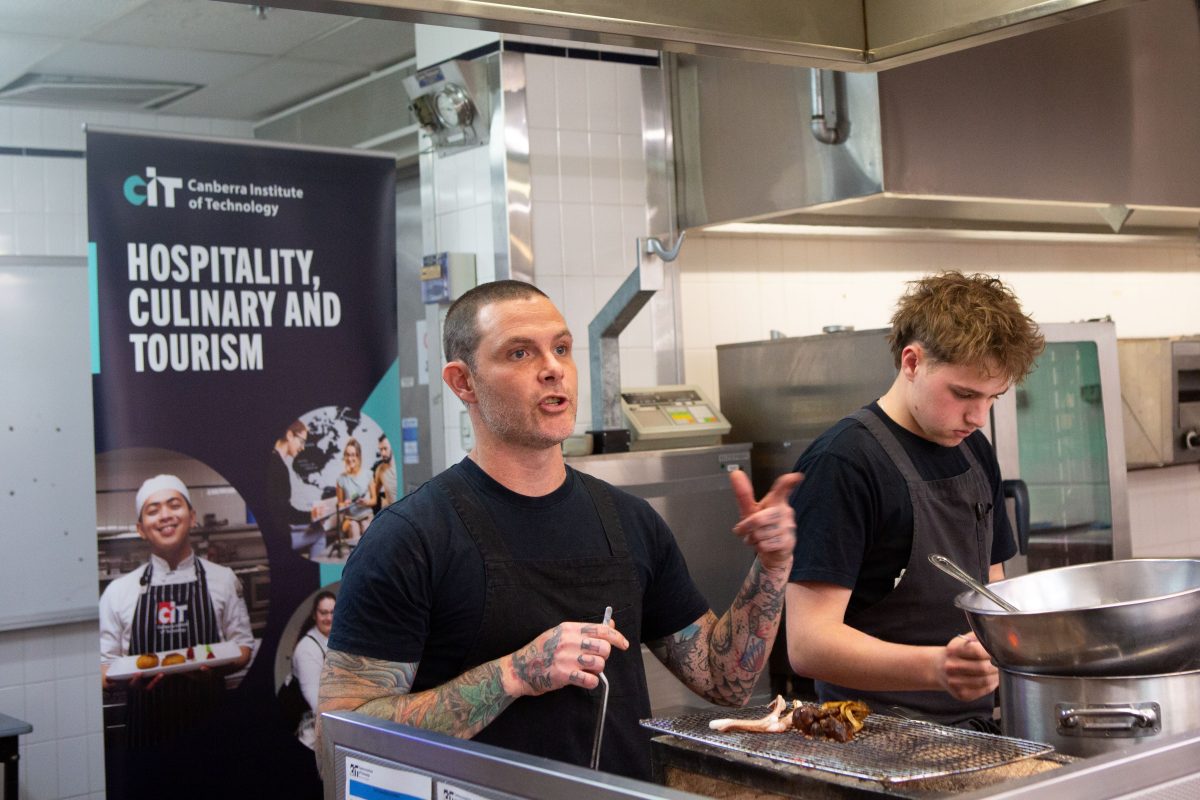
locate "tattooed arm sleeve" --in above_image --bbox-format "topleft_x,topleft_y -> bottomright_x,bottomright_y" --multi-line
647,559 -> 788,706
315,618 -> 620,751
316,649 -> 514,743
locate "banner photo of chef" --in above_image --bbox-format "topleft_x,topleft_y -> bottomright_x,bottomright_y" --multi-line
87,128 -> 398,800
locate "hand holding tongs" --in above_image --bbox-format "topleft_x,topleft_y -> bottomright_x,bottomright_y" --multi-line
589,605 -> 613,770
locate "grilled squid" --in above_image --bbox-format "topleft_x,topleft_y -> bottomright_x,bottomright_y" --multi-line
709,695 -> 796,733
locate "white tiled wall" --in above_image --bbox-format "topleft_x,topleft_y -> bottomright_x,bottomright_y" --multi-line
0,102 -> 252,800
677,230 -> 1200,558
422,40 -> 656,463
0,623 -> 105,800
523,53 -> 653,435
0,105 -> 250,258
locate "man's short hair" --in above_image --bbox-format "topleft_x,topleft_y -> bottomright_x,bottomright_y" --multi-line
443,280 -> 548,371
888,271 -> 1045,384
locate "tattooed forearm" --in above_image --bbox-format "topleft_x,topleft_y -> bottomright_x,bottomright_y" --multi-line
511,628 -> 560,693
317,649 -> 515,743
652,559 -> 789,707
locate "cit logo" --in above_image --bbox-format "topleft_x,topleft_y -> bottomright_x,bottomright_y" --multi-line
124,167 -> 183,208
156,601 -> 188,625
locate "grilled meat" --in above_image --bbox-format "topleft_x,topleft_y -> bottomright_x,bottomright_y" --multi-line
709,696 -> 872,742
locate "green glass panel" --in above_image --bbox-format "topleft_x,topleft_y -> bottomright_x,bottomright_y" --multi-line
1015,341 -> 1112,540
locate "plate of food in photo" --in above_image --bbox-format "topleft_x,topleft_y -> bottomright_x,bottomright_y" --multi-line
106,641 -> 243,680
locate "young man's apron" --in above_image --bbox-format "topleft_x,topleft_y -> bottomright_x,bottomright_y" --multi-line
126,558 -> 225,748
815,408 -> 996,725
430,468 -> 655,780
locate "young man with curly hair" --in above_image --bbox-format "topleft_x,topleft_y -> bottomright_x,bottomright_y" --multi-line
786,271 -> 1044,730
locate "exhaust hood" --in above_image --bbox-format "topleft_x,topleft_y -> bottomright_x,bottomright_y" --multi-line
255,0 -> 1140,70
672,0 -> 1200,236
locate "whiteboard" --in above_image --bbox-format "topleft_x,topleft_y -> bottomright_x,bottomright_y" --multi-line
0,258 -> 99,630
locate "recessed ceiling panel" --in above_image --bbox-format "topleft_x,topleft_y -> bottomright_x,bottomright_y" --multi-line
35,41 -> 265,85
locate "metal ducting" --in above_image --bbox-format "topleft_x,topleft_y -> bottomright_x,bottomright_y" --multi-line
671,0 -> 1200,235
251,0 -> 1142,70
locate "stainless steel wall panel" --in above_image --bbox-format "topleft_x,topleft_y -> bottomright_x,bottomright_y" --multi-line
716,330 -> 895,496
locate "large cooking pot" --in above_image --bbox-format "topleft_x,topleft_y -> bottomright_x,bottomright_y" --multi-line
1000,667 -> 1200,758
955,558 -> 1200,676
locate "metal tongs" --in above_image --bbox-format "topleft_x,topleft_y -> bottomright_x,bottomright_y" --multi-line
928,553 -> 1020,612
589,605 -> 613,769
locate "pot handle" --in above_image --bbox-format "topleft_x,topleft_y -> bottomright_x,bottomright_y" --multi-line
1056,703 -> 1161,737
1002,479 -> 1030,555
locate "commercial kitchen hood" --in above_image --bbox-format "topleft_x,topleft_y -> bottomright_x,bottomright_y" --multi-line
253,0 -> 1140,70
672,0 -> 1200,236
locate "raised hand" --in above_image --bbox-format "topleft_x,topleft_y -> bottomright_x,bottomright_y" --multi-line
729,470 -> 803,571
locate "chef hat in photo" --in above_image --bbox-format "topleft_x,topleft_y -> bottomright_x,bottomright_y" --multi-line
135,474 -> 191,518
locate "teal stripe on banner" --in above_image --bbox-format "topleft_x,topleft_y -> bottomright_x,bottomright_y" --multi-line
347,779 -> 421,800
319,562 -> 344,588
87,242 -> 100,374
361,358 -> 403,488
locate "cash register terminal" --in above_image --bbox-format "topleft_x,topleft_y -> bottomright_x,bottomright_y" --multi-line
619,384 -> 731,451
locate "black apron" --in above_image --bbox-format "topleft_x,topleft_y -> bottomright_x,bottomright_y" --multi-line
430,467 -> 654,780
126,557 -> 225,748
816,408 -> 996,724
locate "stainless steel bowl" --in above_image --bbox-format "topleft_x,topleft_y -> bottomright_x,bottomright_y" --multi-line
955,558 -> 1200,676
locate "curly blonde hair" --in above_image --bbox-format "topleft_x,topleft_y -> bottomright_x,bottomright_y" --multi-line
888,271 -> 1044,384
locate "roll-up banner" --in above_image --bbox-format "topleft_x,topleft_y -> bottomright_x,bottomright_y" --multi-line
87,128 -> 398,800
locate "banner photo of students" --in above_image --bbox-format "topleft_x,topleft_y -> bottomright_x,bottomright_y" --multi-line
87,128 -> 398,800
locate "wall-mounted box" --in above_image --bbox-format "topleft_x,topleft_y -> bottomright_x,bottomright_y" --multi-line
420,252 -> 476,305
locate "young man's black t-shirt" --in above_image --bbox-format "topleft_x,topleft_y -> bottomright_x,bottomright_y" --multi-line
330,458 -> 711,688
789,402 -> 1016,617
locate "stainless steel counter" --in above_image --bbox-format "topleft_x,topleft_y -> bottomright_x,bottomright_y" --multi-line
320,710 -> 1200,800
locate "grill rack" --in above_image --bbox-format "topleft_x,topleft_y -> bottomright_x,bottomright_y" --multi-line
641,703 -> 1053,784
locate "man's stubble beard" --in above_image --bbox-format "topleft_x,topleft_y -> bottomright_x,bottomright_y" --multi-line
473,379 -> 574,451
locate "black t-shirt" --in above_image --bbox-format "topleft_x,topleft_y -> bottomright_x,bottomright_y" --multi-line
330,458 -> 711,689
789,403 -> 1016,616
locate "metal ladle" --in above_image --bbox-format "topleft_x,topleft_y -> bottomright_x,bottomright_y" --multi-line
928,554 -> 1020,612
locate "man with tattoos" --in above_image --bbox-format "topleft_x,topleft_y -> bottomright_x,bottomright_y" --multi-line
319,280 -> 801,780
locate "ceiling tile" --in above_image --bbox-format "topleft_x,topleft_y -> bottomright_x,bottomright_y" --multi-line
161,58 -> 367,120
0,0 -> 149,38
91,0 -> 351,57
0,0 -> 418,122
289,18 -> 415,68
